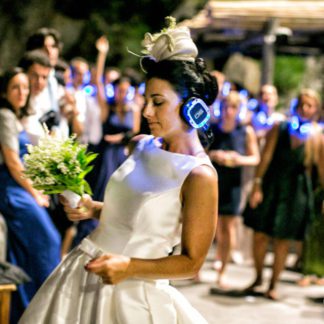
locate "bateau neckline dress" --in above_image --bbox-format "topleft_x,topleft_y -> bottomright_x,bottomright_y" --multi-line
20,135 -> 212,324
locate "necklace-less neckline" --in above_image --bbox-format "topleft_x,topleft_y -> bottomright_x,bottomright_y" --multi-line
152,137 -> 208,159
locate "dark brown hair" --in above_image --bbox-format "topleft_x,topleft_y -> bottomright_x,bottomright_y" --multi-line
0,67 -> 32,119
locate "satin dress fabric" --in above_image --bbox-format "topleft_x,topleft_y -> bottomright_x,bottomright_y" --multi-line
19,136 -> 211,324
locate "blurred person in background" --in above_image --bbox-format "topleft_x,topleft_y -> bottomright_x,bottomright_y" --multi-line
0,68 -> 60,323
243,88 -> 323,300
297,100 -> 324,287
90,36 -> 141,202
208,91 -> 259,288
26,27 -> 64,114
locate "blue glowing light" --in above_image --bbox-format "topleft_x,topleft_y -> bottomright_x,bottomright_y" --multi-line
83,70 -> 91,85
105,83 -> 114,99
256,111 -> 267,124
238,104 -> 247,121
183,98 -> 210,129
239,89 -> 249,98
290,115 -> 299,130
289,97 -> 298,114
138,82 -> 145,95
267,116 -> 274,126
212,100 -> 221,118
288,114 -> 316,139
247,98 -> 259,110
126,86 -> 135,101
300,123 -> 311,134
222,81 -> 231,97
83,84 -> 96,97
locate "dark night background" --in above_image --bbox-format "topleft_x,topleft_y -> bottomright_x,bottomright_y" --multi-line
0,0 -> 205,70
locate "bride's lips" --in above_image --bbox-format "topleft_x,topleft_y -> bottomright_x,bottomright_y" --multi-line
148,122 -> 159,128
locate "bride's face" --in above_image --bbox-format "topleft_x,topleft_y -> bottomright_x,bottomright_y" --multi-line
143,77 -> 185,138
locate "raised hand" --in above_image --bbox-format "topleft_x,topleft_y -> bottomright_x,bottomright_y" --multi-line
96,36 -> 109,54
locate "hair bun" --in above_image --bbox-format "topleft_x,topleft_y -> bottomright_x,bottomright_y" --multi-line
195,58 -> 206,74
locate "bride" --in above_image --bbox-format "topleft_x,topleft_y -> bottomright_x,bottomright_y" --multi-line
19,17 -> 219,324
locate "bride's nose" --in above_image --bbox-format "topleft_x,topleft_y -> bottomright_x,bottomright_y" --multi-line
143,102 -> 154,119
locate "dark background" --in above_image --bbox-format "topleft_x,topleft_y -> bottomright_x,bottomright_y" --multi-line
0,0 -> 205,70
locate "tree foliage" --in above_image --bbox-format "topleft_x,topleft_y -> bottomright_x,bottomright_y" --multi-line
1,0 -> 200,70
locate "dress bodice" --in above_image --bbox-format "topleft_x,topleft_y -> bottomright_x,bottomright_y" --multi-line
89,136 -> 212,259
266,122 -> 305,178
209,122 -> 247,155
209,122 -> 247,189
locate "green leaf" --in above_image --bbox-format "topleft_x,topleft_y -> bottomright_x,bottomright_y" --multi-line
83,180 -> 93,195
85,153 -> 98,164
78,166 -> 93,179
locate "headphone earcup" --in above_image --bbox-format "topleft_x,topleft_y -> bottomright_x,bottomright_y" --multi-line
180,97 -> 211,129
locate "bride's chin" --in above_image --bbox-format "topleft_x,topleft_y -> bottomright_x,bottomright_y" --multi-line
150,129 -> 161,137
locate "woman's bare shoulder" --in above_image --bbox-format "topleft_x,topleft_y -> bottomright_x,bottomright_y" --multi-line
184,163 -> 218,192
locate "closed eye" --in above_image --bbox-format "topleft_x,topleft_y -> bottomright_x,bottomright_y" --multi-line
153,100 -> 163,106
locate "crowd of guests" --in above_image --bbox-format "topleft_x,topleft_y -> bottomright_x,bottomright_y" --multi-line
0,26 -> 323,322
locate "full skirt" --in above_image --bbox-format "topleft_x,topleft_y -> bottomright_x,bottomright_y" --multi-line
19,238 -> 208,324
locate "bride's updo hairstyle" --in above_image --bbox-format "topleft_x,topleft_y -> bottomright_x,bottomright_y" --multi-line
139,17 -> 218,107
142,57 -> 218,107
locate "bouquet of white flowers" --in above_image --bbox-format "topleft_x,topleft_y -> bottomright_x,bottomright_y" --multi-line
23,130 -> 97,208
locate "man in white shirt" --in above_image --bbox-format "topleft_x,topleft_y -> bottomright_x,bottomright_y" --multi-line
24,28 -> 68,140
19,50 -> 57,144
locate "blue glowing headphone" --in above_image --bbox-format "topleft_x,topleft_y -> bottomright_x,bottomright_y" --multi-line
181,97 -> 211,130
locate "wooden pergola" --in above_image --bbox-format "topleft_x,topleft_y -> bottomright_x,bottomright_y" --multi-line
181,1 -> 324,86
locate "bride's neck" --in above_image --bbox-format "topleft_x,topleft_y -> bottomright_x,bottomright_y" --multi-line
161,131 -> 204,156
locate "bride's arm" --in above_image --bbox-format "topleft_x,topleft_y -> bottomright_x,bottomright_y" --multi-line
86,164 -> 218,284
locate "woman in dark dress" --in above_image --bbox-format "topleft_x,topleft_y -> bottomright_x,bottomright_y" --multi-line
298,126 -> 324,286
0,68 -> 61,323
243,88 -> 323,300
209,91 -> 259,287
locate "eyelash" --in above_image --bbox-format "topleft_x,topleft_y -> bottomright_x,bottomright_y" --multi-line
143,100 -> 163,108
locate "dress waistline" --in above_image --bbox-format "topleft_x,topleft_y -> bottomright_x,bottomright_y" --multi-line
78,237 -> 169,287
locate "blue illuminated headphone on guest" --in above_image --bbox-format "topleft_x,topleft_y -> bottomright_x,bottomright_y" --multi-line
288,115 -> 313,139
83,84 -> 97,97
288,88 -> 323,139
69,58 -> 91,85
250,102 -> 274,130
104,76 -> 135,105
212,87 -> 250,124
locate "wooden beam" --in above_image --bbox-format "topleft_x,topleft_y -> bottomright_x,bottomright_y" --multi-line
181,1 -> 324,32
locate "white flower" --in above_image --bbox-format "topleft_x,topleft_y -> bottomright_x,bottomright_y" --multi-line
23,127 -> 97,196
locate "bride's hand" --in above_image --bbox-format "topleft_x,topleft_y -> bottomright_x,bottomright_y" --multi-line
59,194 -> 95,221
85,253 -> 131,284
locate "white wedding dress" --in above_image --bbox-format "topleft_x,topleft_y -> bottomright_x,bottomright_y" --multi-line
19,136 -> 211,324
